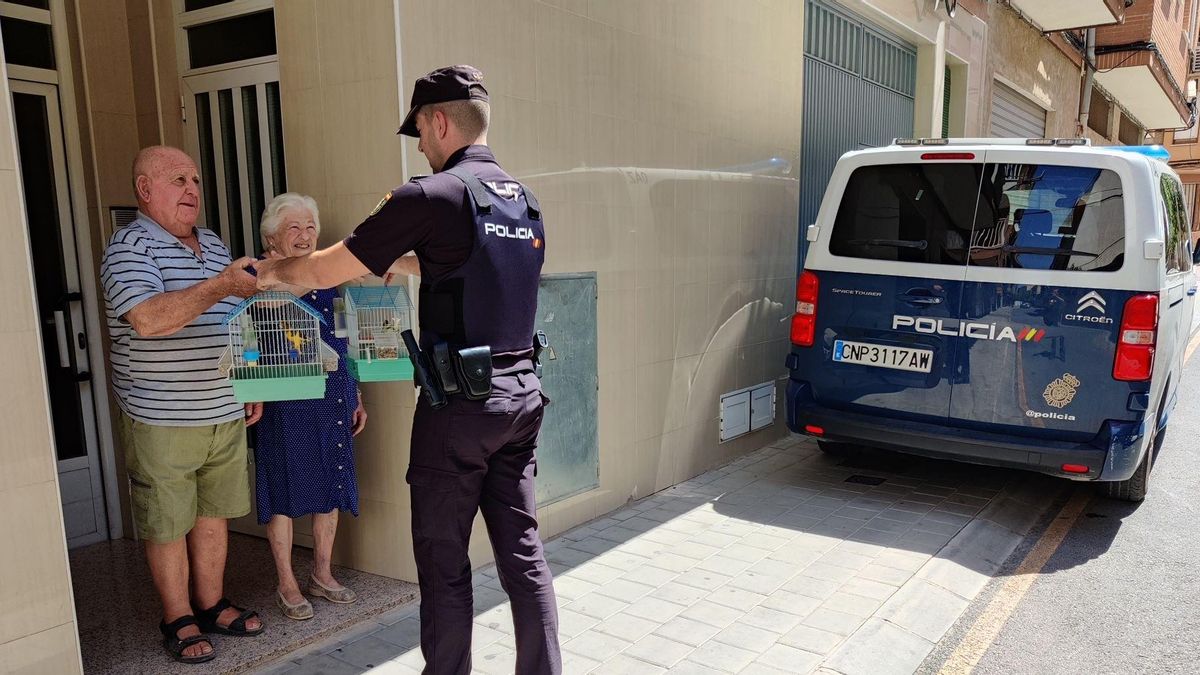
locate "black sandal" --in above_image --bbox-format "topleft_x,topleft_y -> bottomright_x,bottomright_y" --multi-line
194,597 -> 264,637
160,615 -> 215,664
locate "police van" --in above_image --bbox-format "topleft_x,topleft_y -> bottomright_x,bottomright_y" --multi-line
785,138 -> 1196,501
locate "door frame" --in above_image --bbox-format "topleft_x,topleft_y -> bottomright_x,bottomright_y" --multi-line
5,0 -> 125,542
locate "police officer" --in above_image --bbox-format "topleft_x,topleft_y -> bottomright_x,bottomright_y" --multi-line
255,65 -> 560,675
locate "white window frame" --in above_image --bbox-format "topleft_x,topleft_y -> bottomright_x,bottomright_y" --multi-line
0,1 -> 57,84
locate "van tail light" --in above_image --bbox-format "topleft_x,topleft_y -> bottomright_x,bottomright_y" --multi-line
791,271 -> 819,346
1113,294 -> 1158,382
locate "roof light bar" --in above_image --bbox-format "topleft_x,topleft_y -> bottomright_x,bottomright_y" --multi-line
1025,138 -> 1089,146
893,138 -> 951,146
894,138 -> 1093,147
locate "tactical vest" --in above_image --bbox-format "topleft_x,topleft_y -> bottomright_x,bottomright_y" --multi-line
417,166 -> 545,353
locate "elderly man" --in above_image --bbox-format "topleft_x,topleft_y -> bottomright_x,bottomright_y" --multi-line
101,145 -> 264,664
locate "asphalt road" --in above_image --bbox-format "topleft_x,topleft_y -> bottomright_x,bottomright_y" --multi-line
924,332 -> 1200,674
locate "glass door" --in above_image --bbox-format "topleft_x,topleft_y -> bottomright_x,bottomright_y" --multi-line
11,79 -> 108,547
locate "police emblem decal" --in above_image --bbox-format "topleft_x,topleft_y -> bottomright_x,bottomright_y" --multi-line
1043,373 -> 1081,409
369,191 -> 392,217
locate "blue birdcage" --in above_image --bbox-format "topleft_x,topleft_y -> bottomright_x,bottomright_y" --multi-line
338,285 -> 415,381
219,292 -> 339,401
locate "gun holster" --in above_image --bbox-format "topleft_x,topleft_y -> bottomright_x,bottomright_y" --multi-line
533,330 -> 549,378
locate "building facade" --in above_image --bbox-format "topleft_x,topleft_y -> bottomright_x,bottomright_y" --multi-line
2,1 -> 1195,670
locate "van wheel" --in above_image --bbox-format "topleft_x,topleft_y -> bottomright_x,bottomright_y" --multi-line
817,440 -> 853,455
1103,425 -> 1163,503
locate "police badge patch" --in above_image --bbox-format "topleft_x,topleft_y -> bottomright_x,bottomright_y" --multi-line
1043,373 -> 1081,409
369,191 -> 392,217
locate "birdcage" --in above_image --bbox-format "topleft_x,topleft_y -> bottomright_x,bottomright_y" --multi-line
219,292 -> 339,402
338,285 -> 415,381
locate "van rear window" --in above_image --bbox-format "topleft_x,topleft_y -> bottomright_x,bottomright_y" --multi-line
829,163 -> 1124,271
971,164 -> 1123,271
830,164 -> 982,265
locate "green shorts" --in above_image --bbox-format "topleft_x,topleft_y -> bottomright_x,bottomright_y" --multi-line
118,411 -> 251,543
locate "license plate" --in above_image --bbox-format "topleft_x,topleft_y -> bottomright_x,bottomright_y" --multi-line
833,339 -> 933,373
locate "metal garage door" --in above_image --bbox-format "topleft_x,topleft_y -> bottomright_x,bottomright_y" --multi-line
799,0 -> 917,267
990,81 -> 1047,138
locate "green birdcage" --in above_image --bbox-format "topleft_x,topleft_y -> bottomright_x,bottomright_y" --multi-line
219,292 -> 339,402
337,285 -> 415,382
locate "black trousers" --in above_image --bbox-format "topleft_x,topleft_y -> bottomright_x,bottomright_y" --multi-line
407,372 -> 561,675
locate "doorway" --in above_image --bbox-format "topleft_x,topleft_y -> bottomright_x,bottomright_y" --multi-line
10,79 -> 108,547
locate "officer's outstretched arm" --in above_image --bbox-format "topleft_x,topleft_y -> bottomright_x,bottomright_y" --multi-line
257,242 -> 371,291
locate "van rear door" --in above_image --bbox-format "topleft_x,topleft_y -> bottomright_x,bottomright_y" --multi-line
1156,171 -> 1196,398
804,154 -> 984,422
947,151 -> 1137,441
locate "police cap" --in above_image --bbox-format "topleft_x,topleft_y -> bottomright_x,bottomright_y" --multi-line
397,65 -> 489,137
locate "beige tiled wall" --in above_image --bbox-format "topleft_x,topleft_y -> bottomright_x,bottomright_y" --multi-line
0,43 -> 83,675
75,0 -> 143,230
149,0 -> 184,149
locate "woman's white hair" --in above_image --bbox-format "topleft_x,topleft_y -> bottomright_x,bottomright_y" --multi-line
260,192 -> 321,249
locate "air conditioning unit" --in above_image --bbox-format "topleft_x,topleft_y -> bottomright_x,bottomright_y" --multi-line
109,206 -> 138,231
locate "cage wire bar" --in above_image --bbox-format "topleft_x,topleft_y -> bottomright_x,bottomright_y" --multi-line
341,285 -> 414,381
221,292 -> 334,401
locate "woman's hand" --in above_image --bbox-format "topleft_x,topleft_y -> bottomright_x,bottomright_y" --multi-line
352,393 -> 367,436
245,402 -> 263,426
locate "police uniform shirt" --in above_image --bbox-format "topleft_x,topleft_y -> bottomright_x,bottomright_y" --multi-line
344,145 -> 515,280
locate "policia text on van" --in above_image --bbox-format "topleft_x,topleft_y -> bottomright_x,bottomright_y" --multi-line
785,138 -> 1197,502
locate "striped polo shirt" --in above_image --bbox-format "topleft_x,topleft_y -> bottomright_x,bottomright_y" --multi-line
101,213 -> 243,426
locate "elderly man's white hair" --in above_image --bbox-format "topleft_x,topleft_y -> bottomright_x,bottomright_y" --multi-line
260,192 -> 321,249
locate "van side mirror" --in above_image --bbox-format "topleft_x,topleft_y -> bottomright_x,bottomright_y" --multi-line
806,224 -> 820,242
1144,240 -> 1165,260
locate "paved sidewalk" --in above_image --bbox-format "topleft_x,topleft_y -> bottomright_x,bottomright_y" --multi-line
259,435 -> 1058,674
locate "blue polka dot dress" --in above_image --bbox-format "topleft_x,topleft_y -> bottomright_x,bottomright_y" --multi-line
253,287 -> 360,523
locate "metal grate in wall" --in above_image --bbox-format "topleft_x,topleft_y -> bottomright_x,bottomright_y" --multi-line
799,0 -> 917,268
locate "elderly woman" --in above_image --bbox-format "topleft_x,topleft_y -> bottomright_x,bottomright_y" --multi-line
254,193 -> 365,620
